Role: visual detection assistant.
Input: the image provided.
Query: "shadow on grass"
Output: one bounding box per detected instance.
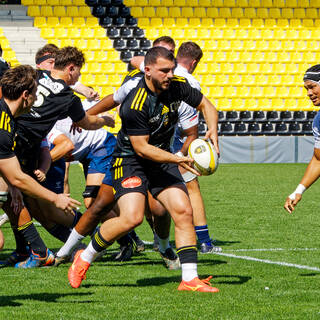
[211,274,251,285]
[299,273,320,277]
[0,292,94,307]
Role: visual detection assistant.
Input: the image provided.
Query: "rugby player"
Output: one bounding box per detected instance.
[68,47,220,292]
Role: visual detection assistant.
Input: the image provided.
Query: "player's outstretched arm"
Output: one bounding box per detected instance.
[50,134,74,162]
[130,135,200,176]
[75,113,115,131]
[196,96,220,156]
[284,149,320,213]
[0,156,80,214]
[86,94,118,116]
[72,82,99,101]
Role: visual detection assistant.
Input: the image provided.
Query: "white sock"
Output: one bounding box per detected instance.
[81,242,99,264]
[155,233,170,253]
[56,228,85,258]
[181,263,198,281]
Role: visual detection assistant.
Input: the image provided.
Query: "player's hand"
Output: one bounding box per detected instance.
[284,193,302,214]
[70,123,82,135]
[34,169,46,182]
[55,194,81,215]
[204,129,220,157]
[101,115,115,128]
[175,155,200,176]
[9,186,24,215]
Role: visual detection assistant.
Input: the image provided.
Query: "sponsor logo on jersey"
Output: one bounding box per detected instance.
[121,176,142,188]
[0,111,11,132]
[161,105,169,115]
[149,114,161,123]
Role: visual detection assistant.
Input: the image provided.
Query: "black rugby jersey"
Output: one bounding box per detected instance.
[122,68,143,85]
[0,99,15,159]
[114,76,203,157]
[16,70,86,141]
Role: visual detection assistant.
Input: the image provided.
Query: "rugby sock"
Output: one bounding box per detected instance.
[56,228,85,258]
[128,230,139,242]
[12,227,29,255]
[82,229,113,263]
[154,233,170,253]
[195,225,211,245]
[176,245,198,281]
[18,222,47,257]
[47,224,72,243]
[71,210,83,228]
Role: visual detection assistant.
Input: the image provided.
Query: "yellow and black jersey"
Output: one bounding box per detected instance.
[122,68,144,85]
[0,99,15,159]
[16,69,86,142]
[114,76,203,157]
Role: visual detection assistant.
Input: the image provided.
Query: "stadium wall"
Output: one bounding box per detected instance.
[219,136,313,163]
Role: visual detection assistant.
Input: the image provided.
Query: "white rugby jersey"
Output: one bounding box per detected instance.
[47,100,108,161]
[313,111,320,149]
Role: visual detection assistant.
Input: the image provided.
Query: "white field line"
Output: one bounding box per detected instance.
[228,248,320,252]
[213,252,320,272]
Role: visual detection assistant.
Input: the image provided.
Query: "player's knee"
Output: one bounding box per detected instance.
[122,213,144,230]
[174,204,193,223]
[0,230,4,251]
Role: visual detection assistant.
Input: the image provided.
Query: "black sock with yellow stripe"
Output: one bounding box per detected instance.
[176,245,198,264]
[91,229,113,252]
[18,221,47,257]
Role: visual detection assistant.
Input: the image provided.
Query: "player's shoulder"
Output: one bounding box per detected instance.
[122,68,144,84]
[122,78,149,111]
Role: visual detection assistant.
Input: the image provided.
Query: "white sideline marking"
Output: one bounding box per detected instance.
[214,252,320,272]
[229,248,320,252]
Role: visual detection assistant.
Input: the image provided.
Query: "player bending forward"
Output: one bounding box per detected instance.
[68,47,220,292]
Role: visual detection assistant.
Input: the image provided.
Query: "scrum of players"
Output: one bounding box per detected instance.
[1,35,316,292]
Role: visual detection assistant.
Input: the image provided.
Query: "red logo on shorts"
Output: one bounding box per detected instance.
[121,176,142,188]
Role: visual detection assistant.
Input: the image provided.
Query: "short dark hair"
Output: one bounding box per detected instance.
[145,47,175,66]
[153,36,176,49]
[35,43,59,64]
[303,64,320,82]
[176,42,203,61]
[0,65,37,100]
[54,46,85,70]
[0,45,3,57]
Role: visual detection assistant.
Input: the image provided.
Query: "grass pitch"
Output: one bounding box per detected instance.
[0,163,320,320]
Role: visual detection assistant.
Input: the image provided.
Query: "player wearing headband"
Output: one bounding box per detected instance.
[284,64,320,213]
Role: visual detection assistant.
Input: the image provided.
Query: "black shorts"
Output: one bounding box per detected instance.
[111,156,184,201]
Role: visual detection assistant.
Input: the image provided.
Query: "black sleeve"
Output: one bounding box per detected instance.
[68,95,86,123]
[0,130,15,159]
[120,95,150,136]
[175,80,203,108]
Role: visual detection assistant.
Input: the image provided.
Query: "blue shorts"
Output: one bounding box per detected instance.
[171,127,184,154]
[43,157,66,194]
[82,132,116,187]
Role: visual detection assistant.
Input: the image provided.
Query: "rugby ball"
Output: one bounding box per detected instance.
[188,138,219,176]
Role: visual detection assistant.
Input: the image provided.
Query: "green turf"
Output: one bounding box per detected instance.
[0,163,320,320]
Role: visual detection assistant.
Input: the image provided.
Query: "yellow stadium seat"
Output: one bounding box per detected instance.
[275,87,289,98]
[211,0,223,6]
[66,6,79,17]
[203,40,217,50]
[205,62,220,73]
[264,51,276,62]
[302,19,314,27]
[247,29,260,40]
[217,40,231,50]
[22,0,34,5]
[40,6,53,16]
[299,29,310,40]
[277,52,290,62]
[66,27,80,38]
[181,7,194,17]
[249,87,262,97]
[265,19,276,28]
[261,0,272,5]
[74,39,87,50]
[242,40,256,50]
[269,75,280,85]
[135,0,148,5]
[186,0,198,5]
[60,39,73,47]
[210,29,223,39]
[72,17,85,26]
[305,8,317,19]
[47,0,59,5]
[221,63,234,74]
[198,28,211,39]
[262,87,275,97]
[231,8,243,18]
[86,39,100,50]
[281,40,294,51]
[277,18,289,27]
[108,74,123,86]
[226,50,240,61]
[93,51,107,63]
[47,16,59,27]
[227,18,240,27]
[216,98,230,110]
[40,27,54,39]
[268,40,281,51]
[293,40,306,51]
[289,87,303,98]
[284,99,298,109]
[87,62,102,74]
[234,29,247,39]
[114,62,128,74]
[251,51,264,62]
[290,52,302,63]
[83,50,94,62]
[239,18,251,27]
[270,98,283,110]
[294,8,305,19]
[256,8,268,19]
[248,0,261,6]
[150,17,162,26]
[251,18,263,27]
[237,0,248,5]
[260,29,273,39]
[310,0,320,6]
[162,0,174,5]
[138,18,150,27]
[231,98,245,110]
[107,50,119,62]
[78,6,91,16]
[95,74,108,86]
[224,0,236,6]
[33,0,46,4]
[194,7,206,17]
[131,7,143,17]
[168,7,181,17]
[234,62,247,73]
[72,0,85,5]
[93,28,107,39]
[297,99,311,110]
[53,6,66,16]
[219,8,232,18]
[213,18,226,27]
[289,19,302,28]
[238,52,251,63]
[269,8,281,19]
[286,0,297,6]
[202,74,215,86]
[273,0,285,6]
[188,17,200,26]
[273,29,285,39]
[176,18,188,27]
[272,63,286,74]
[86,17,99,27]
[172,28,184,39]
[34,17,47,27]
[247,63,259,74]
[282,8,294,19]
[196,63,208,74]
[223,87,236,97]
[157,7,169,17]
[54,27,67,38]
[244,8,256,18]
[281,75,293,85]
[80,27,94,39]
[285,64,298,74]
[237,87,249,97]
[242,74,254,85]
[208,87,223,98]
